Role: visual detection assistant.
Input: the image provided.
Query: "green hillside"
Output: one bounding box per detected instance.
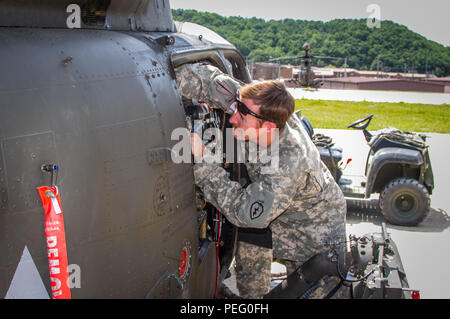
[172,9,450,77]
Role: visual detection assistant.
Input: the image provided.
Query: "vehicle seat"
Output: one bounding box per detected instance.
[297,112,343,167]
[317,145,343,168]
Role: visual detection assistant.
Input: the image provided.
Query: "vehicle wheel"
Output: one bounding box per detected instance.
[379,178,430,226]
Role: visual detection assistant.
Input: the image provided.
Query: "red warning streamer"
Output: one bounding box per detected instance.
[37,186,71,299]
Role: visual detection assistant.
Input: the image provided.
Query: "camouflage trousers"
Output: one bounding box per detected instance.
[235,241,350,299]
[235,240,273,299]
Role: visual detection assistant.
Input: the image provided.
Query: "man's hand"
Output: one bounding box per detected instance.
[190,132,205,161]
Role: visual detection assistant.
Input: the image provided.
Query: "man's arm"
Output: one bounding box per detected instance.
[193,154,304,229]
[178,63,305,228]
[175,63,244,113]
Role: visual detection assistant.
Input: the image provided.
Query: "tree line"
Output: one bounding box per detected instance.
[172,9,450,77]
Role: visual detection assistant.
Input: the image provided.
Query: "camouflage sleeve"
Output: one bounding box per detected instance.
[193,155,303,229]
[174,63,244,114]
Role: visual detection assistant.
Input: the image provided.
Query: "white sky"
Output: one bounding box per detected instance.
[170,0,450,47]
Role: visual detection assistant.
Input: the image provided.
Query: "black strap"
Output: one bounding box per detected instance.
[237,227,272,249]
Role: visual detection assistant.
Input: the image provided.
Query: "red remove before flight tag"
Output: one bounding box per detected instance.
[37,186,71,299]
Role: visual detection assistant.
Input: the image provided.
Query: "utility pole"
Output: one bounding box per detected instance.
[278,60,281,80]
[344,57,347,78]
[376,55,380,78]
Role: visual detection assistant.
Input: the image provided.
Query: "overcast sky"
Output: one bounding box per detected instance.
[170,0,450,47]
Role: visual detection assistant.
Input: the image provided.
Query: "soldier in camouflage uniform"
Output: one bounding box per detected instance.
[175,63,347,299]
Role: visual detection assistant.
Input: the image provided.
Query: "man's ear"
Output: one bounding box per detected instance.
[262,121,277,130]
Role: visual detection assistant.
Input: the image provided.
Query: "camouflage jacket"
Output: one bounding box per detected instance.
[175,63,243,113]
[175,63,346,261]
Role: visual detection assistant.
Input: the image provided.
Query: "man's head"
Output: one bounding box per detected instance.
[229,81,295,143]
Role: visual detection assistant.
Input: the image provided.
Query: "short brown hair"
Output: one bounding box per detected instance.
[239,81,294,129]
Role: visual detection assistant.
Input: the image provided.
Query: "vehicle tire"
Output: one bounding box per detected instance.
[379,178,430,226]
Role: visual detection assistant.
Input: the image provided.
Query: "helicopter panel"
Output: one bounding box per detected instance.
[0,25,206,298]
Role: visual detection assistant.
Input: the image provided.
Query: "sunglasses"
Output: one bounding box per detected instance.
[234,98,273,123]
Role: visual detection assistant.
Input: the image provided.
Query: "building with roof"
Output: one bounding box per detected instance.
[251,63,449,93]
[425,77,450,93]
[320,77,449,93]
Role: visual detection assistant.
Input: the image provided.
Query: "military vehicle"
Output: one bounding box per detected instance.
[0,0,251,299]
[279,43,348,89]
[274,43,322,88]
[297,43,316,88]
[345,114,433,226]
[299,113,434,226]
[1,0,415,299]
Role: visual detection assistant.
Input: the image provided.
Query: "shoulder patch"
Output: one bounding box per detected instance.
[239,183,275,229]
[250,201,264,220]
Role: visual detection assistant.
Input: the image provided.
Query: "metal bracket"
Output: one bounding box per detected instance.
[41,164,59,187]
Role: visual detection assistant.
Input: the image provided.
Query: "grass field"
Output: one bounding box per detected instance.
[295,99,450,133]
